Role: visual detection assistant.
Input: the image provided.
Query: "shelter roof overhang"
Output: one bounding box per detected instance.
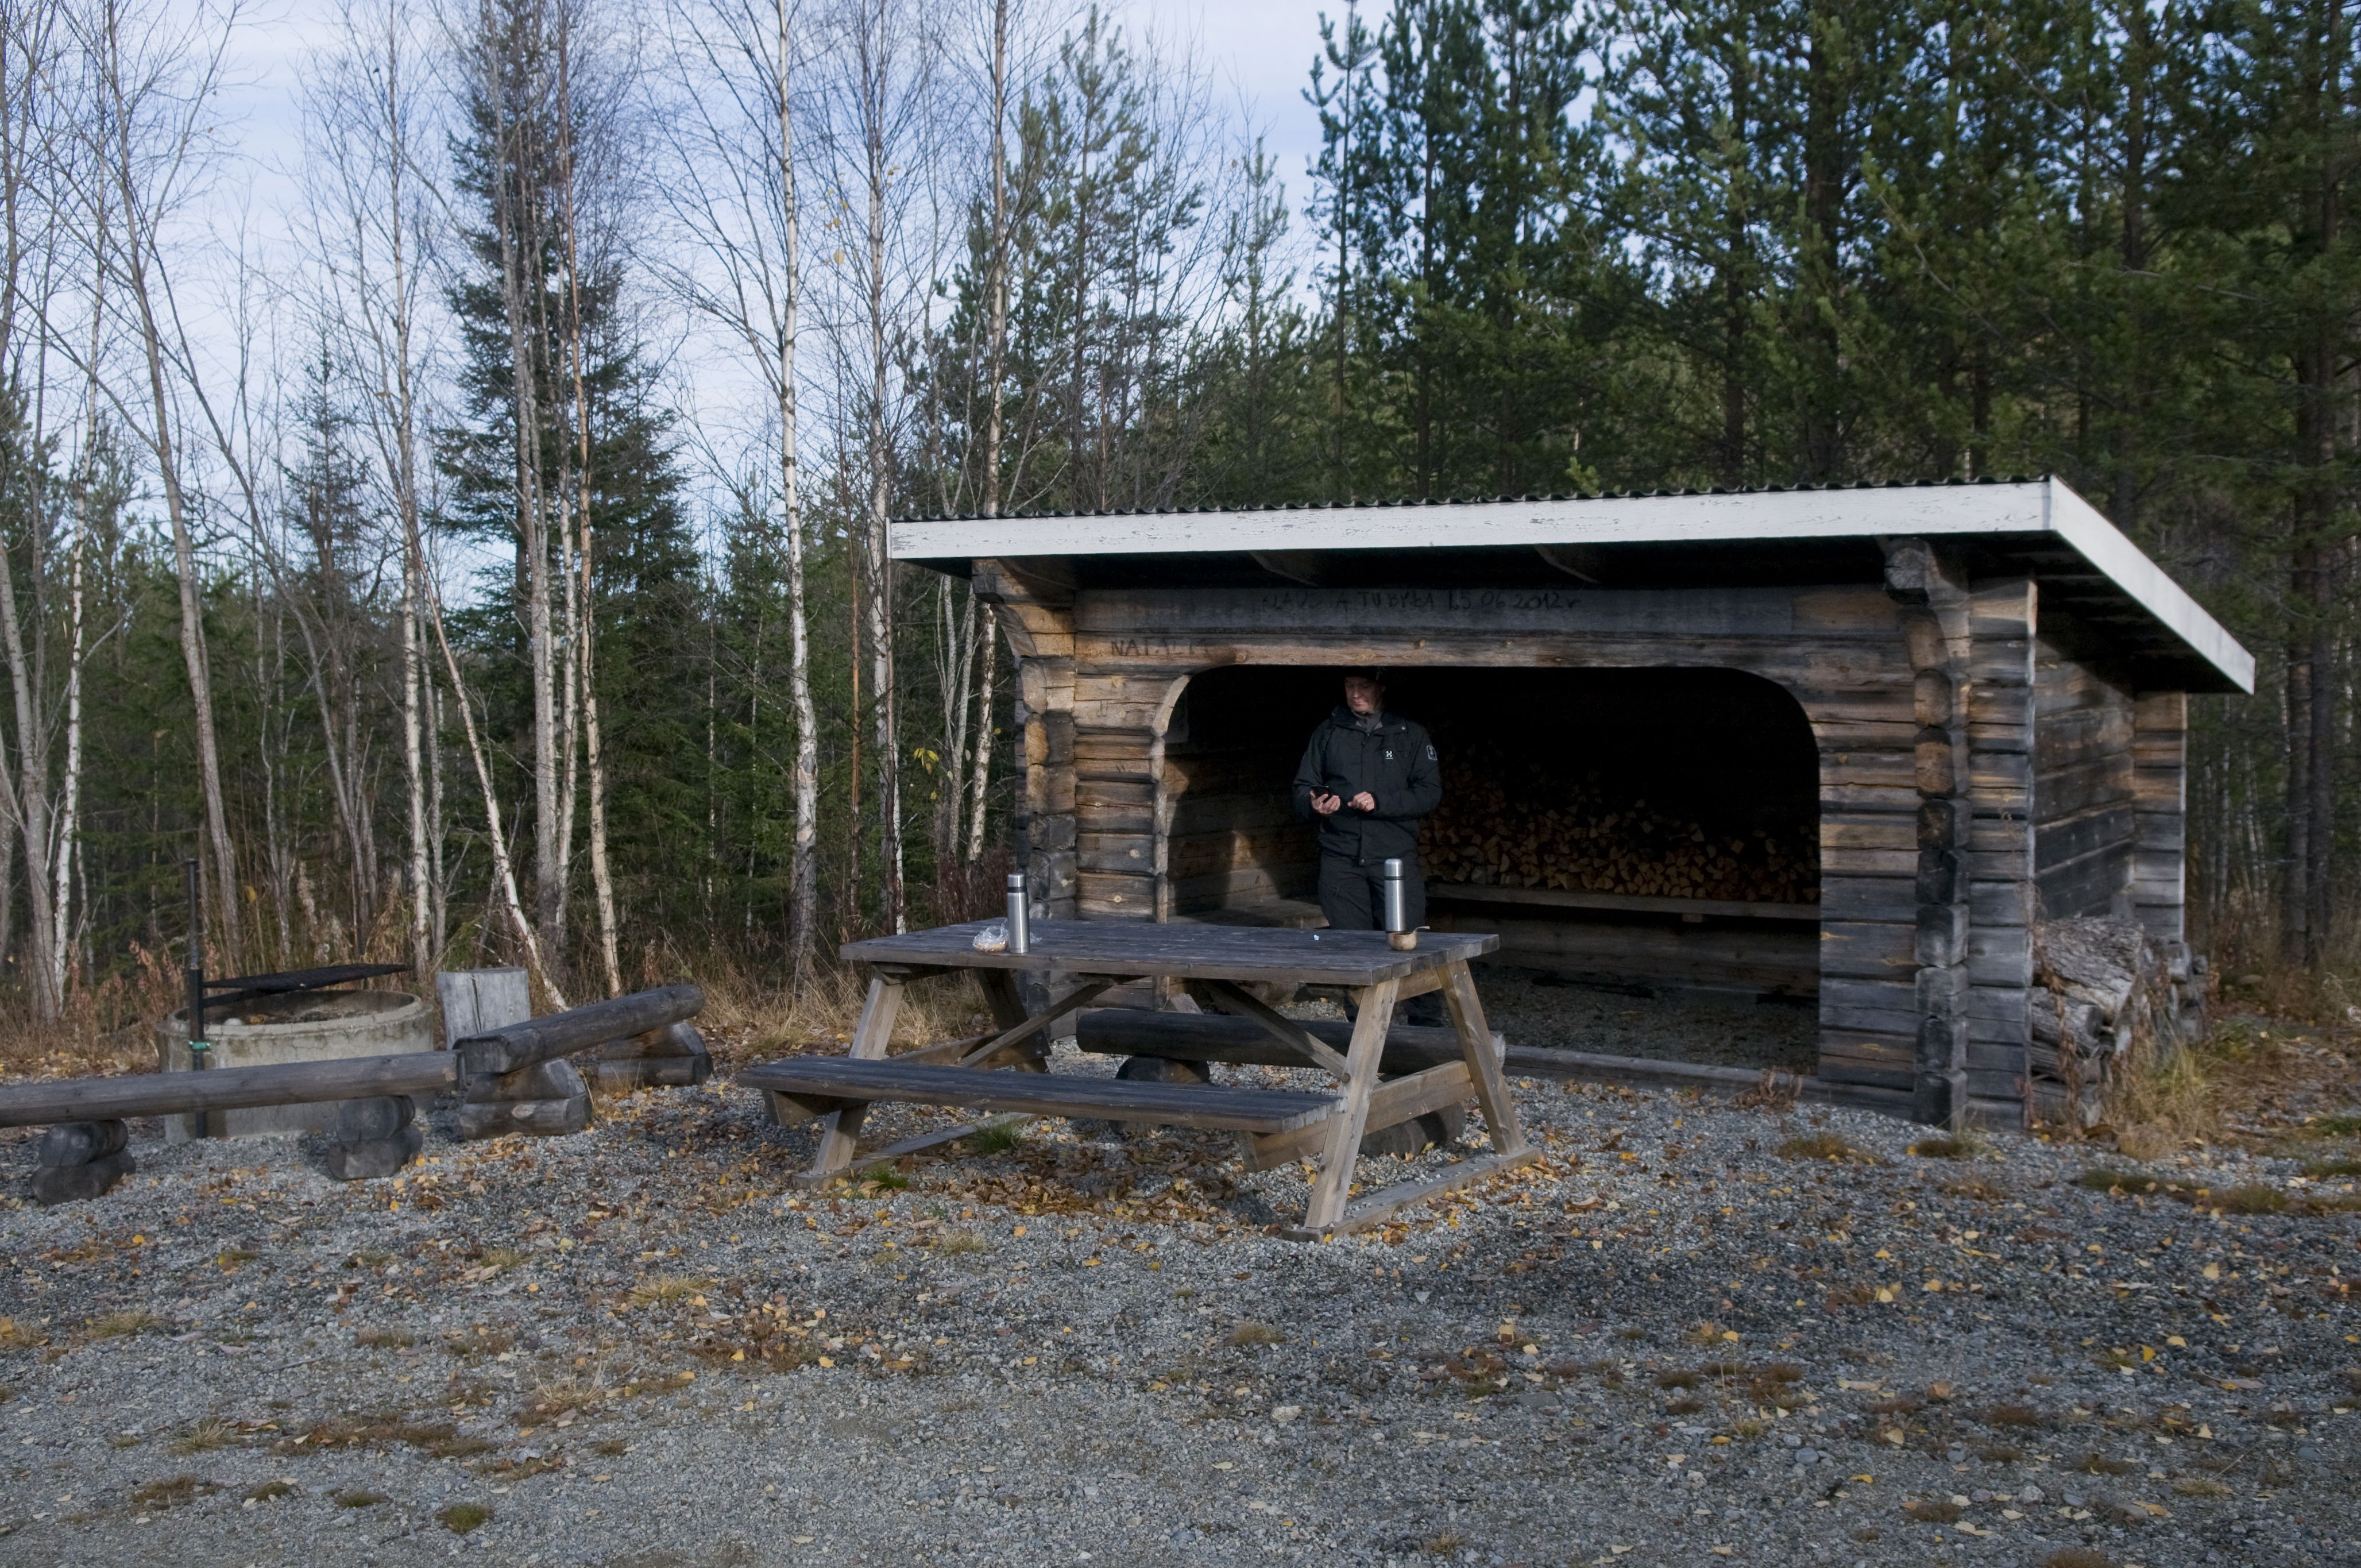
[890,477,2254,694]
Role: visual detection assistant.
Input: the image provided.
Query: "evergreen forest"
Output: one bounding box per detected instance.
[0,0,2355,1042]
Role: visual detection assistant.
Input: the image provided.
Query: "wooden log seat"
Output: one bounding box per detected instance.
[1073,1007,1498,1075]
[738,1056,1338,1137]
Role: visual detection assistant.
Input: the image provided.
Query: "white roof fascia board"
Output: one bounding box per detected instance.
[894,479,2253,693]
[2037,481,2254,693]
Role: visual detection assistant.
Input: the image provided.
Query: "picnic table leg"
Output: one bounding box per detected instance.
[1299,976,1400,1234]
[1442,957,1529,1157]
[975,968,1050,1071]
[801,976,903,1183]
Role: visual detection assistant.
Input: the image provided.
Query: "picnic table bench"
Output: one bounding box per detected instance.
[739,920,1538,1238]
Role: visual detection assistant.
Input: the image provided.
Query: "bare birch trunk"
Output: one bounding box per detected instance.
[555,18,623,996]
[860,22,904,933]
[95,0,241,967]
[963,0,1010,866]
[770,0,819,984]
[426,577,567,1009]
[476,3,565,971]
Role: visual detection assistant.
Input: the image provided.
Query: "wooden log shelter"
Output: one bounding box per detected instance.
[895,478,2253,1129]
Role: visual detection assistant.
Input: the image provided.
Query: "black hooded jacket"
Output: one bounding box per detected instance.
[1290,706,1442,866]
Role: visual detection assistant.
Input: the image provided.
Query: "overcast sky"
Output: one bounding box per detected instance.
[211,0,1333,240]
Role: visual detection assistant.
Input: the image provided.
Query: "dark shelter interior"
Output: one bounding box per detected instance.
[1165,666,1823,1032]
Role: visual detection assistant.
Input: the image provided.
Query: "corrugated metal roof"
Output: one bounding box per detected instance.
[890,477,2253,694]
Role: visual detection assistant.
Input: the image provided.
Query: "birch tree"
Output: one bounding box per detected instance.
[654,0,822,978]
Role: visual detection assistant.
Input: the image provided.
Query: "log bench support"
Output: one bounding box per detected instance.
[32,1121,135,1206]
[326,1095,423,1180]
[588,1021,715,1092]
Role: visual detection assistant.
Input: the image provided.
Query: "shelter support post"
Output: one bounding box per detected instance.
[1965,579,2040,1129]
[1883,538,1974,1126]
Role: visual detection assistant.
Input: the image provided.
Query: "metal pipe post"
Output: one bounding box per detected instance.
[185,857,210,1137]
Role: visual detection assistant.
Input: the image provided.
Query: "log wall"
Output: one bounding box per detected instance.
[2130,690,2188,947]
[2032,631,2139,920]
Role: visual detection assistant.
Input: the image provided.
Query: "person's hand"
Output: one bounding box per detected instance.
[1310,791,1342,816]
[1347,791,1377,813]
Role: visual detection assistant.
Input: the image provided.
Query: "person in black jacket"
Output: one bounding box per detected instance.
[1292,671,1443,935]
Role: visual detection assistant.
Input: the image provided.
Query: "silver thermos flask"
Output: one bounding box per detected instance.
[1383,858,1415,949]
[1006,872,1031,955]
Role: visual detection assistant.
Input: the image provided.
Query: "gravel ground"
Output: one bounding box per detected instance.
[0,1004,2355,1568]
[1476,969,1819,1073]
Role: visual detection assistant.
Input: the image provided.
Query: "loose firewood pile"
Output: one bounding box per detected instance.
[2028,916,2205,1127]
[1417,737,1819,904]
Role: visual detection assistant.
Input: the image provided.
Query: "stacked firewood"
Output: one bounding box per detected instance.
[2028,916,2204,1128]
[1416,740,1818,905]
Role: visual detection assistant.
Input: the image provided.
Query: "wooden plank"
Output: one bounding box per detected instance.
[1074,1008,1496,1075]
[1818,921,1916,980]
[1970,879,2033,928]
[806,978,905,1179]
[1169,863,1319,910]
[957,978,1131,1066]
[1078,833,1158,874]
[1282,1146,1545,1240]
[1077,872,1159,918]
[1302,979,1399,1231]
[1966,925,2033,988]
[455,986,707,1077]
[437,967,532,1046]
[1444,957,1531,1158]
[1821,876,1919,922]
[1427,883,1820,922]
[859,1113,1033,1163]
[1450,914,1818,991]
[841,920,1496,987]
[1246,1063,1475,1169]
[2034,758,2135,822]
[2037,804,2136,871]
[0,1051,459,1129]
[1196,979,1352,1077]
[740,1057,1339,1133]
[1820,844,1918,877]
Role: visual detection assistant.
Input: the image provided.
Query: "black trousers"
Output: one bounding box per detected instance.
[1317,853,1446,1025]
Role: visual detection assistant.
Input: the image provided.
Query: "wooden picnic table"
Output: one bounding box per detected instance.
[739,920,1538,1239]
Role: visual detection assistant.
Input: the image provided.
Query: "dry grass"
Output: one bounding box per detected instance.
[1907,1134,1978,1158]
[169,1416,238,1454]
[1226,1321,1285,1347]
[130,1476,215,1512]
[695,961,998,1066]
[439,1502,493,1535]
[0,1316,47,1351]
[965,1121,1027,1154]
[333,1489,388,1509]
[2041,1550,2116,1568]
[928,1229,990,1256]
[625,1275,712,1307]
[88,1309,156,1339]
[1979,1402,2047,1430]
